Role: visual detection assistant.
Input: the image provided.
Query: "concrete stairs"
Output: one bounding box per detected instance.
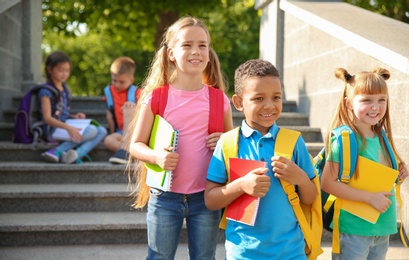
[0,95,337,259]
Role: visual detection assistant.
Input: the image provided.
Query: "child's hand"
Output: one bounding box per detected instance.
[156,146,179,171]
[368,192,393,213]
[240,167,270,197]
[73,112,86,119]
[67,126,83,142]
[206,132,222,150]
[122,102,137,121]
[271,155,308,185]
[398,162,408,183]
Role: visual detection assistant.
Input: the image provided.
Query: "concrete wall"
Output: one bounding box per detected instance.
[257,0,409,239]
[0,0,42,122]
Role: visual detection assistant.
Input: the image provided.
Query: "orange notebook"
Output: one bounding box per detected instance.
[226,158,267,226]
[340,156,398,224]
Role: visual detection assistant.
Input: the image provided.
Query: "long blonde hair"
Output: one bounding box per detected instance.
[125,16,227,208]
[325,67,402,167]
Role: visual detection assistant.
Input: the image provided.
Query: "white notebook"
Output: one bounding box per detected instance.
[51,119,92,141]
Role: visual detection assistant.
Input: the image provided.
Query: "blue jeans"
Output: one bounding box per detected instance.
[332,233,389,260]
[146,189,221,260]
[56,125,107,159]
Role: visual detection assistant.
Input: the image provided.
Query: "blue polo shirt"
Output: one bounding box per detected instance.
[207,121,315,260]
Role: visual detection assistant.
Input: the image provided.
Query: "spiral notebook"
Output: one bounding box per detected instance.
[226,158,266,226]
[145,115,179,191]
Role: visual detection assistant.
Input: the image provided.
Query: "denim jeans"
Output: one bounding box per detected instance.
[333,233,389,260]
[146,189,221,260]
[56,125,107,159]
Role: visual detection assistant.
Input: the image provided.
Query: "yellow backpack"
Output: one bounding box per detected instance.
[219,127,323,260]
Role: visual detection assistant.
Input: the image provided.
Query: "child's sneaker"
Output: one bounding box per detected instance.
[108,149,129,164]
[61,149,78,164]
[42,148,61,163]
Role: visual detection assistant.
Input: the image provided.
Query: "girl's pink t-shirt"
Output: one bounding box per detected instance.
[147,84,230,194]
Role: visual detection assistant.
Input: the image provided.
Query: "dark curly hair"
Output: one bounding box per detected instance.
[234,59,280,96]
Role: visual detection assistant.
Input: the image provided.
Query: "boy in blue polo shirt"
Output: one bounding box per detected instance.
[205,59,317,259]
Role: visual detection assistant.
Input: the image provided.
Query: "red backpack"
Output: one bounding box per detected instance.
[151,84,225,133]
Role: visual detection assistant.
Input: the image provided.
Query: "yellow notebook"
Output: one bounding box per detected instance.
[145,115,179,191]
[340,156,398,224]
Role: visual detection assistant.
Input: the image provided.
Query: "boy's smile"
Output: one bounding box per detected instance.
[233,76,282,136]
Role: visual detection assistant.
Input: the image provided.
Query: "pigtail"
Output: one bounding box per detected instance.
[203,48,228,92]
[334,68,354,83]
[372,67,390,80]
[325,68,358,156]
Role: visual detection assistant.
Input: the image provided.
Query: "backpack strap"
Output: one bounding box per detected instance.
[104,84,138,111]
[331,125,358,183]
[151,85,225,133]
[381,130,398,170]
[104,85,114,110]
[127,84,137,103]
[62,83,71,107]
[208,87,225,133]
[151,84,169,117]
[38,83,64,120]
[275,128,323,260]
[219,127,241,230]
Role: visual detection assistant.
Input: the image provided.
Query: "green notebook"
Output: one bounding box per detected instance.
[145,115,179,191]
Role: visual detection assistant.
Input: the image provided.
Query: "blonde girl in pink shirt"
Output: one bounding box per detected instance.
[127,16,233,259]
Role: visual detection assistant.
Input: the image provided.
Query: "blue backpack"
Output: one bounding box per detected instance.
[12,83,71,146]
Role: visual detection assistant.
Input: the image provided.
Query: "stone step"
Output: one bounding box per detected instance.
[0,211,225,247]
[0,183,136,213]
[11,96,107,111]
[0,243,229,260]
[3,108,108,126]
[0,211,147,247]
[0,162,128,184]
[0,234,406,259]
[0,142,112,162]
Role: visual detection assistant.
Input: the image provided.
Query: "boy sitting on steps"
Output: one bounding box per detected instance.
[103,56,139,164]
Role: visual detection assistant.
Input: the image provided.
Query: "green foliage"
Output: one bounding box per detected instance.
[344,0,409,24]
[42,0,260,96]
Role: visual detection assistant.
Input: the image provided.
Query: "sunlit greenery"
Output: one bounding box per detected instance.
[344,0,409,24]
[42,0,260,96]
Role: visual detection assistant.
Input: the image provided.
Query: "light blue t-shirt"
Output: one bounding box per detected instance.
[207,121,315,260]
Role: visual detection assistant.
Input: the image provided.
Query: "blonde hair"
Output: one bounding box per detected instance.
[325,67,402,167]
[110,56,135,76]
[125,16,227,208]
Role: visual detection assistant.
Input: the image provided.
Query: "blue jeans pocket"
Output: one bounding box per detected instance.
[149,188,163,196]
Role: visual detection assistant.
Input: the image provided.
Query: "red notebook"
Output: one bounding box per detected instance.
[226,158,267,226]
